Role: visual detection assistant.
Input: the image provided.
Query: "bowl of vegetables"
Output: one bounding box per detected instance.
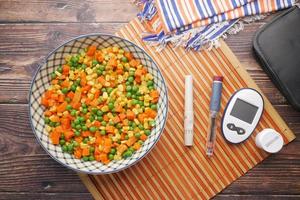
[29,34,168,174]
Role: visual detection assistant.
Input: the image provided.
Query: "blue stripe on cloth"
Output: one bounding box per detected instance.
[231,0,238,8]
[209,20,237,40]
[276,0,282,9]
[159,0,175,31]
[194,0,206,19]
[207,0,216,16]
[243,3,249,15]
[170,0,185,28]
[254,1,260,15]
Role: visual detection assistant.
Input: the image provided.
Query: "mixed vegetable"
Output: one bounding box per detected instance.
[41,45,159,164]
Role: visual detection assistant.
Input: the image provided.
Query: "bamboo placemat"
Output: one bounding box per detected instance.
[79,18,296,200]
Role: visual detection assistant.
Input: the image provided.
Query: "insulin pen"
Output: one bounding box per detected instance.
[184,75,194,146]
[206,76,223,156]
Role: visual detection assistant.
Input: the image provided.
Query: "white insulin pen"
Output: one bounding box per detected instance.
[184,75,194,146]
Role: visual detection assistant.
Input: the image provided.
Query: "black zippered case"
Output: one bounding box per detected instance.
[253,6,300,110]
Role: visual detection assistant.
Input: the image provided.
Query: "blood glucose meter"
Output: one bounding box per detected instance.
[221,88,264,143]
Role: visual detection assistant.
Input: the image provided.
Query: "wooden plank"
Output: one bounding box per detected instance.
[0,192,92,200]
[0,0,137,23]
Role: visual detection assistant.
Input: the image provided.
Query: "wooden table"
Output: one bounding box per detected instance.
[0,1,299,199]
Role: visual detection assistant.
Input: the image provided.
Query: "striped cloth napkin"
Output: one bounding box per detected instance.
[136,0,296,51]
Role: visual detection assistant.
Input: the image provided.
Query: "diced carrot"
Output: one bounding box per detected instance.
[94,90,100,99]
[82,131,91,137]
[58,94,65,103]
[150,90,159,103]
[95,155,101,161]
[80,76,87,86]
[138,113,146,123]
[97,53,104,62]
[64,130,74,141]
[127,111,135,121]
[71,102,81,110]
[87,45,97,56]
[85,98,91,105]
[51,93,59,100]
[93,121,100,127]
[117,144,128,154]
[145,109,157,119]
[89,99,99,107]
[82,85,91,93]
[129,59,140,67]
[45,90,53,98]
[135,76,141,84]
[75,136,83,143]
[124,52,134,61]
[115,105,123,113]
[108,58,117,68]
[67,91,74,99]
[41,97,49,107]
[113,116,120,124]
[141,67,148,74]
[51,79,58,85]
[82,147,90,156]
[116,69,123,75]
[133,142,141,150]
[119,113,126,121]
[120,132,126,140]
[95,136,102,145]
[57,101,67,113]
[106,126,114,134]
[103,115,109,122]
[103,138,112,153]
[62,65,70,75]
[44,110,52,117]
[126,136,137,147]
[61,117,70,130]
[135,69,143,77]
[48,99,56,107]
[72,89,81,104]
[74,148,82,159]
[50,131,61,145]
[99,153,108,164]
[61,80,69,88]
[140,134,148,141]
[97,76,106,85]
[50,115,60,123]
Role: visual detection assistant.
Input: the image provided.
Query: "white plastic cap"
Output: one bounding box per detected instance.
[255,128,284,153]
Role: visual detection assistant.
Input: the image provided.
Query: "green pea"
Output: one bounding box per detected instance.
[57,66,63,73]
[55,122,60,127]
[129,71,135,76]
[96,110,103,116]
[101,121,107,126]
[65,97,71,103]
[96,69,103,75]
[89,126,97,133]
[148,86,154,90]
[132,85,139,93]
[128,76,134,83]
[82,108,88,114]
[116,123,122,129]
[71,122,76,128]
[132,123,137,128]
[89,147,95,153]
[82,125,88,131]
[144,130,151,136]
[88,155,95,161]
[73,141,79,147]
[126,85,132,92]
[99,65,105,71]
[75,79,81,86]
[82,156,89,162]
[75,130,81,137]
[71,84,77,92]
[135,133,141,139]
[49,121,56,127]
[129,127,134,131]
[150,104,157,110]
[128,147,135,152]
[108,154,114,160]
[138,125,144,131]
[125,135,129,140]
[125,81,130,86]
[90,115,95,122]
[147,80,154,87]
[131,94,137,99]
[138,140,144,145]
[75,124,81,130]
[81,64,87,69]
[109,121,114,126]
[67,144,74,152]
[83,138,89,144]
[122,150,132,158]
[44,117,50,124]
[136,92,142,96]
[121,56,128,63]
[78,116,85,122]
[107,87,113,94]
[98,97,104,103]
[101,88,106,93]
[65,104,72,111]
[51,72,56,79]
[61,88,69,94]
[132,99,138,105]
[62,145,68,152]
[149,120,156,127]
[110,148,116,155]
[126,92,132,98]
[71,110,77,116]
[92,59,99,66]
[59,139,65,145]
[82,103,87,108]
[74,118,80,125]
[100,130,106,135]
[108,102,114,110]
[97,116,103,121]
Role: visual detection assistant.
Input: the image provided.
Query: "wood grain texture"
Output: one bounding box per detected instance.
[0,0,299,199]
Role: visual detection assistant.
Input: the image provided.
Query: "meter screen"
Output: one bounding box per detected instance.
[230,98,259,124]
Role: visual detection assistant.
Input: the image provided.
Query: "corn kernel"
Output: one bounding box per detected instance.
[101,105,109,112]
[45,125,52,132]
[102,92,108,100]
[86,67,93,75]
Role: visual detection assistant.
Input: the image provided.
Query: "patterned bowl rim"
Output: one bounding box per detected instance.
[28,33,169,174]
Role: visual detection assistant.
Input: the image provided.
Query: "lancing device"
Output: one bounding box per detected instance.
[184,75,194,146]
[206,76,223,156]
